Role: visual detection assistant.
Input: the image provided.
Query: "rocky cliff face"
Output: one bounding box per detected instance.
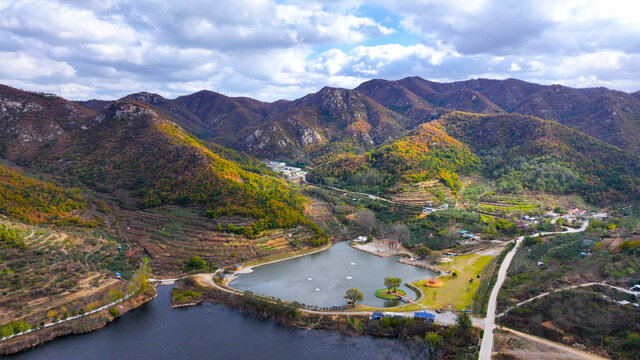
[0,86,94,162]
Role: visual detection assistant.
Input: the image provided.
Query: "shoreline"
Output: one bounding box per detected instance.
[206,241,452,316]
[350,240,443,275]
[224,242,332,285]
[0,287,157,356]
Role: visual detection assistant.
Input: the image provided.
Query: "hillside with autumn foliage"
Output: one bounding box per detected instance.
[0,163,100,226]
[307,123,478,194]
[32,100,315,236]
[434,112,640,203]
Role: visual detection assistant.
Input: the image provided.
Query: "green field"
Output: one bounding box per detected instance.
[411,254,494,311]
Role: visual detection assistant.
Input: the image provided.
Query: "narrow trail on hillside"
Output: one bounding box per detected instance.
[478,220,589,360]
[302,176,418,207]
[497,282,637,318]
[498,327,609,360]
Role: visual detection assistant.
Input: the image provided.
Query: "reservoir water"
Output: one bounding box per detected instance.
[8,286,423,360]
[231,242,437,307]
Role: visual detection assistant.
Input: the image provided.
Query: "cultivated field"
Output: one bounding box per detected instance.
[0,220,126,326]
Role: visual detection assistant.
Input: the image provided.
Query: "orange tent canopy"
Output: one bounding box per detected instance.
[425,278,444,287]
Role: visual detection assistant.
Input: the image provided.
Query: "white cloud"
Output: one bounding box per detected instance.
[0,0,638,101]
[0,52,75,79]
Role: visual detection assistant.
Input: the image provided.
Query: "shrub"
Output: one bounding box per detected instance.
[425,331,444,349]
[109,308,120,317]
[185,255,207,271]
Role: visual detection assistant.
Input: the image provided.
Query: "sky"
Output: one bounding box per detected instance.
[0,0,639,101]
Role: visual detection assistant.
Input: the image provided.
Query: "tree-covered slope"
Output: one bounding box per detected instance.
[0,85,316,236]
[308,123,478,194]
[434,112,640,202]
[0,163,93,225]
[356,77,640,152]
[43,100,313,234]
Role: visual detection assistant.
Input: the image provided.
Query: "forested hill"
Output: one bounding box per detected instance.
[4,77,640,211]
[307,111,640,204]
[72,78,640,162]
[0,85,315,236]
[356,77,640,153]
[433,112,640,203]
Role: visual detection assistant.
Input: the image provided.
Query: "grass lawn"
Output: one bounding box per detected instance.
[411,254,494,311]
[375,288,406,300]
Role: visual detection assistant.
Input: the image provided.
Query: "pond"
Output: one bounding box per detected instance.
[231,242,437,308]
[8,286,425,360]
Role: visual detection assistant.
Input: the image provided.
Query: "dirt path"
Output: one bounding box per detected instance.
[478,220,589,360]
[497,282,638,317]
[0,287,140,343]
[303,177,418,207]
[497,327,608,360]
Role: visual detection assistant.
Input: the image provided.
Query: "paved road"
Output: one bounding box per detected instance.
[194,272,467,325]
[478,221,589,360]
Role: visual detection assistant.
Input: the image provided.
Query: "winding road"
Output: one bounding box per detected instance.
[497,281,638,318]
[478,220,589,360]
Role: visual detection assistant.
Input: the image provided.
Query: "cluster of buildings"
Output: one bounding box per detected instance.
[263,160,308,182]
[422,201,449,214]
[457,230,481,245]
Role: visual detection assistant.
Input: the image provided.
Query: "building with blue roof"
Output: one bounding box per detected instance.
[413,311,435,322]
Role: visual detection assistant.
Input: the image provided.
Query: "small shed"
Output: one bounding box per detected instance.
[537,261,544,267]
[115,272,121,278]
[414,311,435,322]
[372,311,384,320]
[354,236,368,243]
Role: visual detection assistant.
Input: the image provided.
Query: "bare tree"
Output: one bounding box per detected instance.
[354,208,377,234]
[443,224,458,247]
[385,223,410,243]
[427,251,443,264]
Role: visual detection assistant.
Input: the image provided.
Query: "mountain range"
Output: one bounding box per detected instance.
[70,77,640,163]
[1,77,640,236]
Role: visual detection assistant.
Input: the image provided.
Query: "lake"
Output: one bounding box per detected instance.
[7,286,425,360]
[231,241,437,307]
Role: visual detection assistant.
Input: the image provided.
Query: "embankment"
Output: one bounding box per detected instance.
[0,288,156,356]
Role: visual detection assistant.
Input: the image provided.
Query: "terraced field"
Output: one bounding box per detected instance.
[388,180,456,206]
[464,185,595,215]
[111,206,317,275]
[0,220,125,326]
[471,195,540,217]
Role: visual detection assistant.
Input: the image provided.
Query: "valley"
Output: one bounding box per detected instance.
[1,78,639,360]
